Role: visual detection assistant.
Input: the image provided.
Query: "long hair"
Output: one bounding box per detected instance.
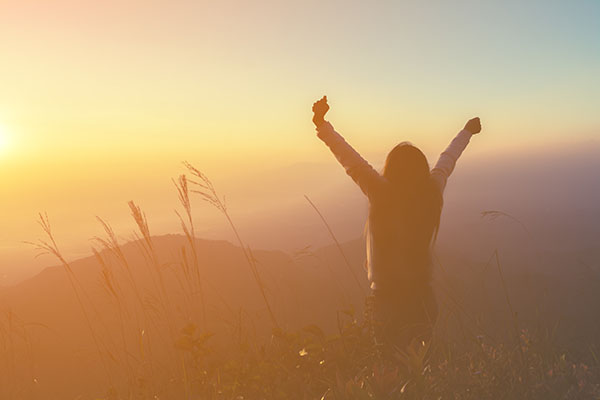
[368,142,442,288]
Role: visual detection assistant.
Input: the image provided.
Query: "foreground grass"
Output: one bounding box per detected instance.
[117,307,597,400]
[7,164,597,399]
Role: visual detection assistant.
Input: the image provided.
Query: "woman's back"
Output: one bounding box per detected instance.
[368,187,434,287]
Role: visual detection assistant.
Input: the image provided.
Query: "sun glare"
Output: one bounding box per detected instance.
[0,123,9,153]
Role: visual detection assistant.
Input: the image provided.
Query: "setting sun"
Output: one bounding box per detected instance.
[0,123,8,153]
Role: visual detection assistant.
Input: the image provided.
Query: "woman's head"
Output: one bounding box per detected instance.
[382,142,430,185]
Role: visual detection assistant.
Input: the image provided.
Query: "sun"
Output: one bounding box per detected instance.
[0,123,9,153]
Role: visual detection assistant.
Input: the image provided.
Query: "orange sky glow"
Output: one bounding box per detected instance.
[1,0,598,283]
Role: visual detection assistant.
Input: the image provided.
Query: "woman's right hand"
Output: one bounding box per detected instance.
[312,96,330,127]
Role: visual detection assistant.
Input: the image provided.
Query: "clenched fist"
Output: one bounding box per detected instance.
[312,96,330,127]
[464,117,482,134]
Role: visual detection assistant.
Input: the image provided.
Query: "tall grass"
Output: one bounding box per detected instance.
[173,174,207,326]
[305,194,366,297]
[4,167,596,399]
[27,214,114,385]
[184,161,280,329]
[15,165,285,398]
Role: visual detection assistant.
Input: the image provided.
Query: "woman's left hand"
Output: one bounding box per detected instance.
[464,117,481,134]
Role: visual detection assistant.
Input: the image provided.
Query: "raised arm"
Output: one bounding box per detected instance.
[430,117,481,193]
[312,96,384,198]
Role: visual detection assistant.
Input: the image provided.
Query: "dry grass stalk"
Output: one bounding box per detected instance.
[304,194,366,297]
[174,174,207,326]
[26,213,113,385]
[184,162,280,330]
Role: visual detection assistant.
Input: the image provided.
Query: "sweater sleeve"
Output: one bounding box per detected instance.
[430,130,473,193]
[316,121,385,198]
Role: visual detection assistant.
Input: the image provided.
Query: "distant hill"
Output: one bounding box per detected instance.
[1,231,599,397]
[0,234,369,397]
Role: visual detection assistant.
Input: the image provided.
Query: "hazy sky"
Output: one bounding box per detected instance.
[1,0,599,282]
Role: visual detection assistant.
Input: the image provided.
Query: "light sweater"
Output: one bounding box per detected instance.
[316,121,472,289]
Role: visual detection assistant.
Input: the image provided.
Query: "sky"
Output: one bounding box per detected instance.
[0,0,599,283]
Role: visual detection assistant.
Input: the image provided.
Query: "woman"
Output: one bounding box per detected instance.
[311,96,481,352]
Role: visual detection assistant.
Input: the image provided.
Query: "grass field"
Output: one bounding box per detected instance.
[1,164,598,399]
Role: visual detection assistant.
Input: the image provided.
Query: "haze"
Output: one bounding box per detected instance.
[1,0,599,285]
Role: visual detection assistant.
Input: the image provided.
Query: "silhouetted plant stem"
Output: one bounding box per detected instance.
[27,213,113,385]
[222,208,280,330]
[494,249,524,363]
[184,162,280,330]
[174,174,207,327]
[433,251,499,345]
[93,218,159,389]
[482,210,542,267]
[304,195,366,296]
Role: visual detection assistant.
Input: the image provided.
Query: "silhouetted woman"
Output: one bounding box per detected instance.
[311,96,481,352]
